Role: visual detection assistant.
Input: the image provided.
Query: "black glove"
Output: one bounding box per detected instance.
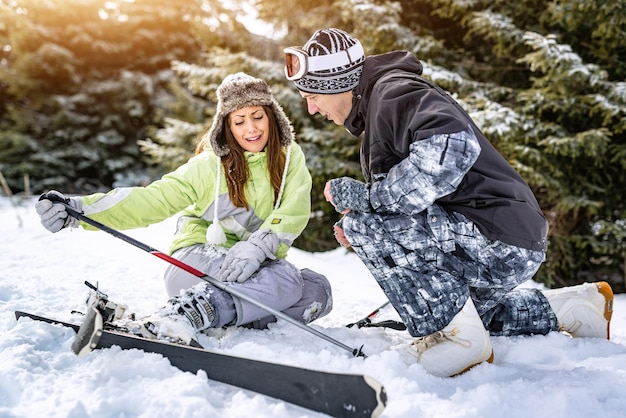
[35,190,82,233]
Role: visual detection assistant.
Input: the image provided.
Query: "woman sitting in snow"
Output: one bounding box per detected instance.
[35,72,332,343]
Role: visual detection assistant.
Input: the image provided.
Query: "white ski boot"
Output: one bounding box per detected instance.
[543,281,613,339]
[127,287,216,345]
[409,298,493,377]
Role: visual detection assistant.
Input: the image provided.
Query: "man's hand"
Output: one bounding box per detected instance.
[324,177,371,214]
[333,222,351,248]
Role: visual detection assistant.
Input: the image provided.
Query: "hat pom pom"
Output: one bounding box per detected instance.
[206,221,227,245]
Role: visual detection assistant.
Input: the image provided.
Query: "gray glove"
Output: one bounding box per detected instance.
[328,177,371,213]
[35,190,82,233]
[219,229,279,283]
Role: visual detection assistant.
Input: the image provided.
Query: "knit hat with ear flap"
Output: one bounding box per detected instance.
[203,72,295,156]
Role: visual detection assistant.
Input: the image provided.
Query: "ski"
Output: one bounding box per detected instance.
[15,310,387,418]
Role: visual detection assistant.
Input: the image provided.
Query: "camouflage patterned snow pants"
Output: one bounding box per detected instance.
[341,204,558,337]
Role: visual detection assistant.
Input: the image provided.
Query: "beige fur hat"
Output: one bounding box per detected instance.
[205,73,295,156]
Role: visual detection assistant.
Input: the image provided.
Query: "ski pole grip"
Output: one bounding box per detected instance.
[38,192,83,218]
[39,191,70,205]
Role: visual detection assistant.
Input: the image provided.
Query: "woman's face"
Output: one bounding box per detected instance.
[228,106,270,153]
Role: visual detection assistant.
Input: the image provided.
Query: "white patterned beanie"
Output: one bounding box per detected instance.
[294,28,365,94]
[205,72,294,156]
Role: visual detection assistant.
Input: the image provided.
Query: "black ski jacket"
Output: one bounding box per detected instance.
[344,51,548,252]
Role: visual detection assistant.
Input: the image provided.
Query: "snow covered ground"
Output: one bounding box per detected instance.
[1,196,625,418]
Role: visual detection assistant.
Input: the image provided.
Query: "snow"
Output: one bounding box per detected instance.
[1,196,625,418]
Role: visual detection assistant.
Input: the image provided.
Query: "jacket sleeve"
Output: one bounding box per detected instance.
[369,127,481,215]
[259,143,312,258]
[79,154,211,230]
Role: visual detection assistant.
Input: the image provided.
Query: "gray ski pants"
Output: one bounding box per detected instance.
[341,204,558,337]
[162,244,333,329]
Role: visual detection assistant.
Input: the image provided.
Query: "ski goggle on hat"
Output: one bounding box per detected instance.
[283,41,364,81]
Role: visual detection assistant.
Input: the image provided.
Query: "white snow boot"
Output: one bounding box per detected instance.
[127,286,217,345]
[409,298,493,377]
[543,281,613,339]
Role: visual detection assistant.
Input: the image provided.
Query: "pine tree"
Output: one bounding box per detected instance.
[4,0,620,289]
[0,0,203,193]
[254,0,626,289]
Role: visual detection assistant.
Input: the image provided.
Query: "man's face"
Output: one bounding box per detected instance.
[299,91,353,126]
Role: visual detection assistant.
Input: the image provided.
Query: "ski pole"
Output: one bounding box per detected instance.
[346,301,406,331]
[346,301,390,328]
[56,200,366,358]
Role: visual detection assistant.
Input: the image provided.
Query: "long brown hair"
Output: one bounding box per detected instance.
[198,105,287,209]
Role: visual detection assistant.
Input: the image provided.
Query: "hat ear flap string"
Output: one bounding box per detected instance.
[206,157,227,245]
[274,145,292,211]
